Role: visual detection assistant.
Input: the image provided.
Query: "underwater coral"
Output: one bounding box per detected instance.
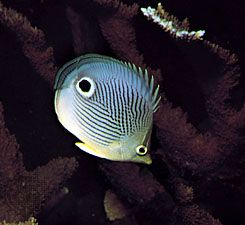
[0,0,244,225]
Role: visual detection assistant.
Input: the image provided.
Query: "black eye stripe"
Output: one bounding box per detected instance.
[138,147,146,153]
[136,145,147,156]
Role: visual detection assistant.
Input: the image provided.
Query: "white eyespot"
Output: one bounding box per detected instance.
[136,145,148,156]
[76,77,95,98]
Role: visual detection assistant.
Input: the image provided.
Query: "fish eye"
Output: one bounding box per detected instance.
[76,77,95,98]
[136,145,148,156]
[79,79,91,92]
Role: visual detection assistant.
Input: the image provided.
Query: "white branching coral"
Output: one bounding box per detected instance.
[0,217,38,225]
[141,2,205,40]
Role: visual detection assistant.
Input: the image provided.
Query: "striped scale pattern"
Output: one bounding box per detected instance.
[72,74,153,147]
[55,54,161,151]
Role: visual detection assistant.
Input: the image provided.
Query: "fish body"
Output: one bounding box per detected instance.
[54,54,160,164]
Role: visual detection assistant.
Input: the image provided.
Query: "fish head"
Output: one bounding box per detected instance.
[108,128,153,165]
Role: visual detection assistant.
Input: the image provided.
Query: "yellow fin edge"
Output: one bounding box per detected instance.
[75,142,104,158]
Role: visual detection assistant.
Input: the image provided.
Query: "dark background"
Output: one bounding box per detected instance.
[0,0,244,224]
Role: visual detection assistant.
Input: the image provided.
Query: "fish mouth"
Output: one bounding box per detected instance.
[134,154,152,165]
[143,154,152,165]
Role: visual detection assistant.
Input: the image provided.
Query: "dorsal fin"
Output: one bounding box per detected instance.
[121,60,161,112]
